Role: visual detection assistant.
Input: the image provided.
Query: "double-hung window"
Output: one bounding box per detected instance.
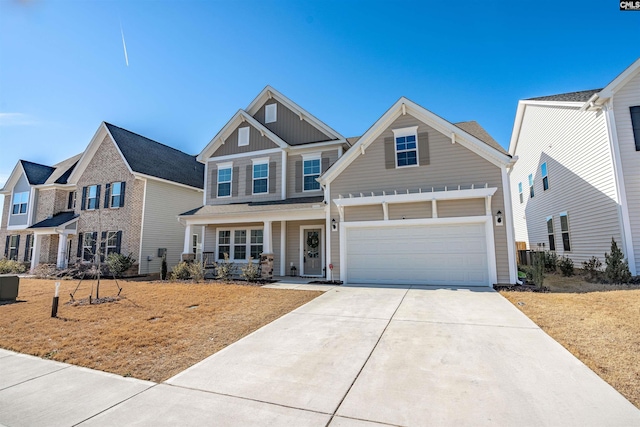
[110,182,123,207]
[518,182,523,204]
[252,161,268,194]
[8,235,19,260]
[217,166,232,198]
[394,129,418,167]
[83,233,95,261]
[217,228,263,261]
[528,174,534,198]
[303,156,321,191]
[234,230,247,260]
[218,230,231,259]
[541,163,549,191]
[68,191,76,210]
[546,216,555,251]
[250,230,263,259]
[106,231,119,255]
[560,212,571,251]
[12,192,28,215]
[87,185,98,210]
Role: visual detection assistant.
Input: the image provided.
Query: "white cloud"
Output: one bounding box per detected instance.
[0,113,37,126]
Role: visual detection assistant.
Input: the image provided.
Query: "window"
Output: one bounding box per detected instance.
[24,234,33,262]
[541,163,549,191]
[217,228,263,261]
[12,192,28,215]
[395,134,418,167]
[631,106,640,151]
[8,235,19,260]
[253,162,268,194]
[238,126,250,147]
[265,103,277,123]
[303,158,321,191]
[560,212,571,251]
[192,234,198,254]
[67,191,76,210]
[518,182,523,204]
[110,182,122,207]
[106,231,119,255]
[87,185,98,210]
[546,217,556,251]
[250,230,263,259]
[528,174,534,198]
[83,233,95,261]
[234,230,247,260]
[218,167,232,197]
[218,230,231,259]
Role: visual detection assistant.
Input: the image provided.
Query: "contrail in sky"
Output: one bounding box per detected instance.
[120,23,129,67]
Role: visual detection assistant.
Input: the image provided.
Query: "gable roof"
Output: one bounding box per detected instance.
[105,123,204,189]
[29,211,78,229]
[20,160,55,185]
[1,154,81,194]
[319,97,513,185]
[453,121,507,155]
[197,110,289,162]
[527,89,602,103]
[246,86,345,142]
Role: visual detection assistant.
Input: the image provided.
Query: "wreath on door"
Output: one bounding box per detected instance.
[307,233,320,249]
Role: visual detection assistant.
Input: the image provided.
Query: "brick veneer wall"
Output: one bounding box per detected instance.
[70,135,144,267]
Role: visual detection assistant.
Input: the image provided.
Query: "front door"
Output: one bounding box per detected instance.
[302,228,322,276]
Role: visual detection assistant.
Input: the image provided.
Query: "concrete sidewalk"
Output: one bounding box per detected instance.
[1,285,639,426]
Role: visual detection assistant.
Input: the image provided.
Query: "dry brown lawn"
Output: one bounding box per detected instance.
[500,273,640,408]
[0,278,322,382]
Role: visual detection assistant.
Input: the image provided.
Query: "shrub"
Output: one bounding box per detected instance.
[0,259,27,274]
[582,257,602,282]
[542,251,558,273]
[240,257,261,282]
[214,253,236,281]
[161,256,168,280]
[558,256,574,277]
[171,261,204,282]
[531,252,545,287]
[33,263,58,279]
[604,238,631,284]
[105,253,136,278]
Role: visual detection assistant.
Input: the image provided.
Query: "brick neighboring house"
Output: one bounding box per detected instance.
[0,122,204,275]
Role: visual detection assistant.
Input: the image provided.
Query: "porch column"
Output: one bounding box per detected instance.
[280,221,286,276]
[56,234,68,269]
[263,221,273,254]
[183,224,192,254]
[30,233,43,273]
[261,221,274,279]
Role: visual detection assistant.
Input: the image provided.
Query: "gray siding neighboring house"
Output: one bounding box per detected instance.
[509,58,640,274]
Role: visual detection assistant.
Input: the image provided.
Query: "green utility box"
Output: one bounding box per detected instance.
[0,275,20,301]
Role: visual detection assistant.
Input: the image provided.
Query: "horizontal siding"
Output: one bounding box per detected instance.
[211,122,279,157]
[509,103,621,266]
[345,205,384,222]
[140,180,203,274]
[287,149,338,199]
[389,202,432,220]
[329,114,509,283]
[438,199,485,218]
[614,71,640,269]
[253,99,333,145]
[286,220,324,275]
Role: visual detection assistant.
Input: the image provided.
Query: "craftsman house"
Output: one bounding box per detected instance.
[1,122,204,275]
[180,87,518,286]
[509,58,640,274]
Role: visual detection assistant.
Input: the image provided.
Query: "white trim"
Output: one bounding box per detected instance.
[138,178,148,275]
[203,162,208,206]
[205,148,282,163]
[302,155,322,192]
[251,161,269,195]
[392,126,420,169]
[603,102,636,275]
[339,216,497,286]
[280,221,286,276]
[238,126,250,147]
[251,157,270,165]
[215,226,264,262]
[281,150,287,200]
[300,225,325,277]
[325,182,332,280]
[288,140,347,151]
[132,172,203,192]
[216,164,233,199]
[7,225,29,231]
[596,58,640,100]
[334,186,497,208]
[501,166,518,284]
[183,207,326,226]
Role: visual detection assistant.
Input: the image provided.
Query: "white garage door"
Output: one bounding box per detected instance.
[345,223,490,286]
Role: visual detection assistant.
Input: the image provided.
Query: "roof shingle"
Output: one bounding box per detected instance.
[527,89,602,102]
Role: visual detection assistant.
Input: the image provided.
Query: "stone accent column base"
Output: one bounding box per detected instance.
[260,253,274,279]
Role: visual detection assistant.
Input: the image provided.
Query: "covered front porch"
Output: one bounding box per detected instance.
[180,197,329,279]
[28,212,78,272]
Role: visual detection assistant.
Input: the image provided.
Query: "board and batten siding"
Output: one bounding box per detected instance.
[211,122,279,157]
[613,71,640,270]
[329,114,509,283]
[139,179,203,274]
[253,99,334,145]
[509,103,622,266]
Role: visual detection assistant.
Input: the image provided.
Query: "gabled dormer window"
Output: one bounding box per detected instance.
[265,103,277,123]
[217,165,232,198]
[12,191,29,215]
[392,126,419,168]
[238,127,250,147]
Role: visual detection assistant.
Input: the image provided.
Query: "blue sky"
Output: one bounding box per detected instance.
[0,0,638,217]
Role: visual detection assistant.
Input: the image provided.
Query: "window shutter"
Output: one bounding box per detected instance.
[119,181,126,207]
[232,167,239,197]
[384,137,395,169]
[321,157,330,173]
[4,236,9,258]
[91,232,97,260]
[15,235,20,258]
[295,161,302,192]
[100,231,107,262]
[95,185,101,209]
[81,187,87,210]
[24,235,32,262]
[246,165,253,195]
[115,231,122,254]
[77,233,83,259]
[104,183,111,209]
[269,162,276,193]
[418,132,430,166]
[210,168,217,199]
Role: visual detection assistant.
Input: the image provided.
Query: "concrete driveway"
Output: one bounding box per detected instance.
[1,285,639,426]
